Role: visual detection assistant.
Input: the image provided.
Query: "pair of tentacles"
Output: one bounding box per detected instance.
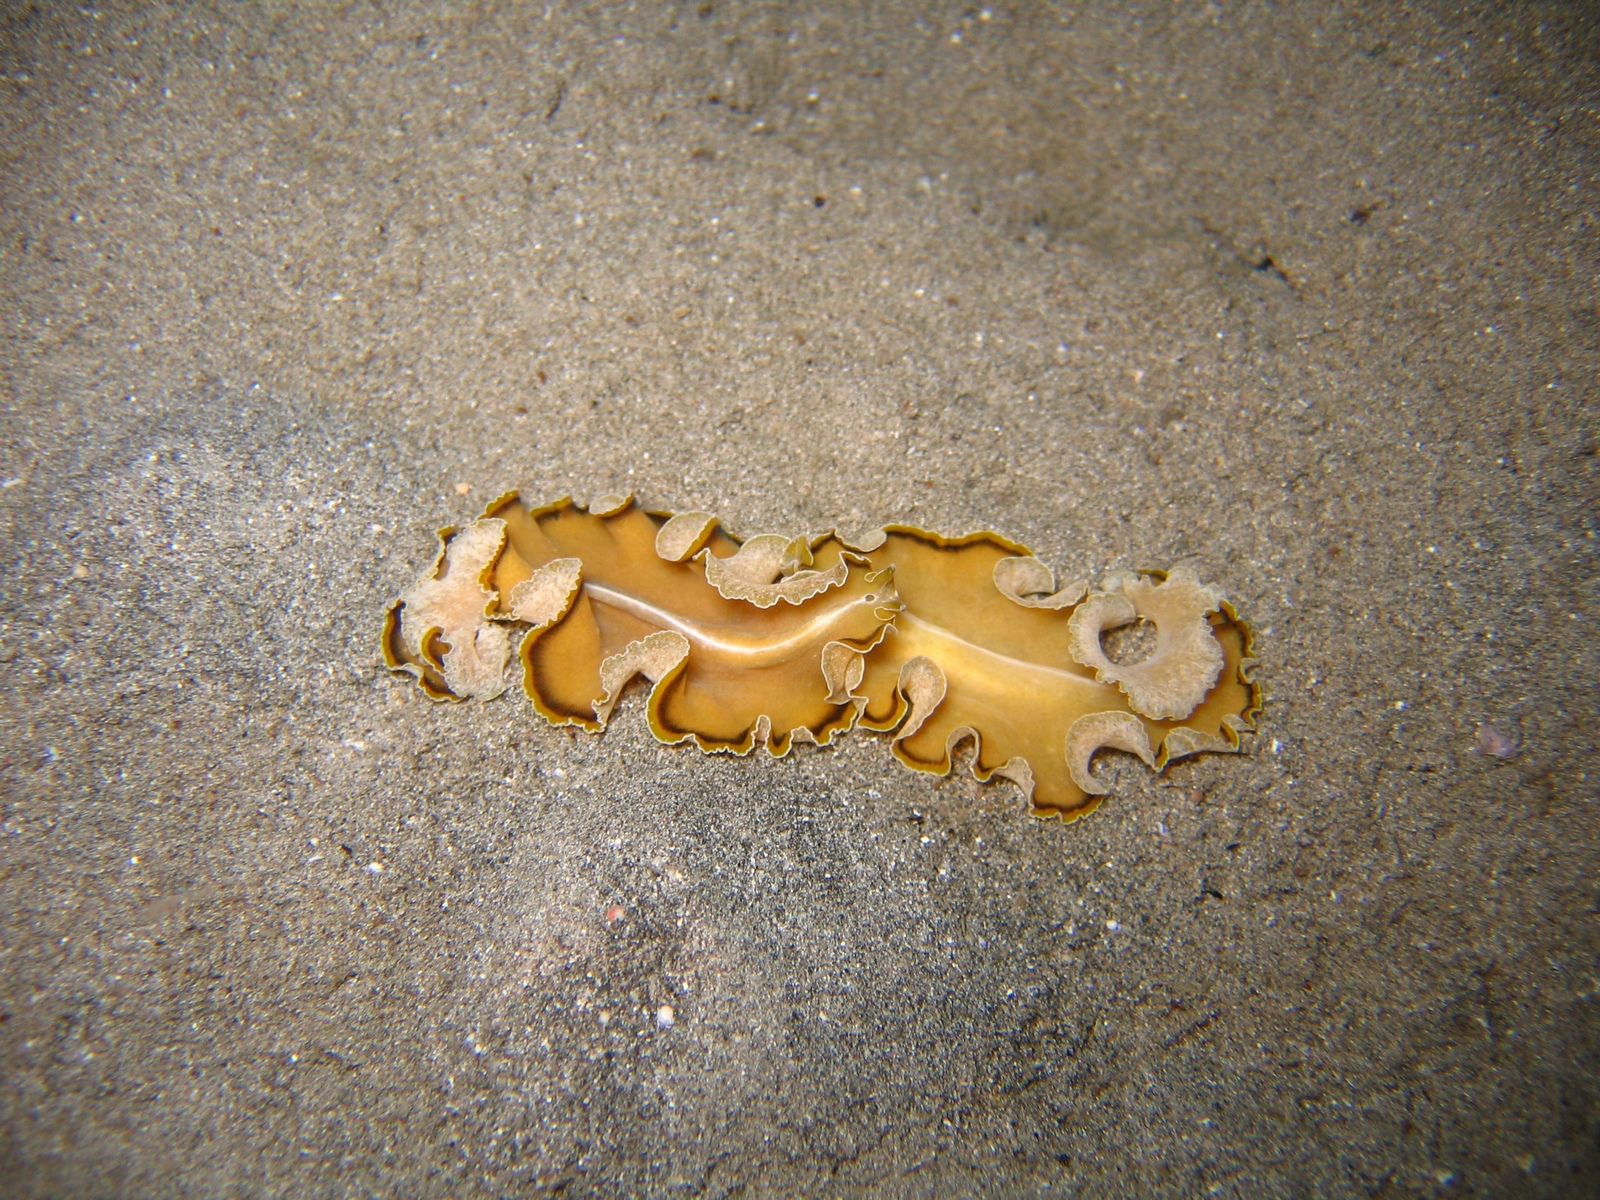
[382,493,1260,821]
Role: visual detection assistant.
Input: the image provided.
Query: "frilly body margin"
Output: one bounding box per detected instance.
[381,496,1262,824]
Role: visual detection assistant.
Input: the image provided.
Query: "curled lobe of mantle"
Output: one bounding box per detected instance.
[492,493,894,755]
[383,495,1260,823]
[850,529,1256,819]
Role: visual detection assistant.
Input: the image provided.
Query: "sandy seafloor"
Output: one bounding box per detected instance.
[1,2,1596,1196]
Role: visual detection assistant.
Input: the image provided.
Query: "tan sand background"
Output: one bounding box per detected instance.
[1,2,1596,1195]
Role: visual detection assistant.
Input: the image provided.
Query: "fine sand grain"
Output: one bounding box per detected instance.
[2,3,1596,1196]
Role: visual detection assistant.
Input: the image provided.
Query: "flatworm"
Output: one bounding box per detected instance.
[382,493,1260,822]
